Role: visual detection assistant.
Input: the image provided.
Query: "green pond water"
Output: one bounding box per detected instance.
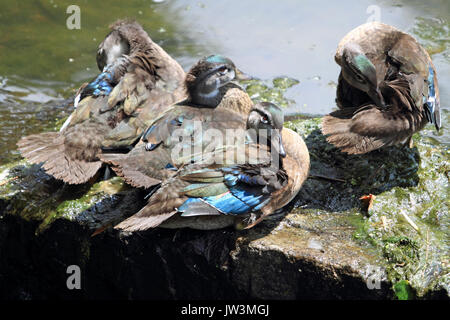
[0,0,448,298]
[0,0,448,164]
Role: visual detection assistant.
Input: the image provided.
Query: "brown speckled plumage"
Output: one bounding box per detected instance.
[101,56,254,189]
[101,87,252,189]
[260,128,309,216]
[112,103,310,232]
[322,22,441,154]
[17,20,185,184]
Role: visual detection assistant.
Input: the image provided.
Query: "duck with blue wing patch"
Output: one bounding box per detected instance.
[100,55,255,189]
[114,102,309,231]
[17,20,186,184]
[322,22,441,154]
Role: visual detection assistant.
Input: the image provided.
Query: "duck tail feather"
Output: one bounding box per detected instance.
[17,132,101,184]
[114,211,177,231]
[321,109,387,154]
[100,153,163,189]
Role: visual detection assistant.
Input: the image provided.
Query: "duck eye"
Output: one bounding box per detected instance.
[351,69,365,82]
[348,64,365,83]
[218,66,228,74]
[261,115,269,124]
[355,73,365,82]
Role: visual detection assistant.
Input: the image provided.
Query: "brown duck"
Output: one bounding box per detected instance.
[322,22,441,154]
[17,20,186,184]
[113,102,310,231]
[100,54,255,189]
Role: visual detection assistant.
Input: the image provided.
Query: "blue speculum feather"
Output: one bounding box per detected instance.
[85,71,114,97]
[178,170,269,216]
[202,192,252,215]
[178,188,267,215]
[230,188,264,208]
[354,54,374,71]
[254,198,271,211]
[425,65,439,128]
[170,116,184,126]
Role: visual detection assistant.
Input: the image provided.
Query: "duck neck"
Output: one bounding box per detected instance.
[190,84,228,108]
[118,26,153,53]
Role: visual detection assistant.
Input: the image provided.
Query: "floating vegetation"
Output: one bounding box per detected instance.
[241,76,300,108]
[411,17,450,60]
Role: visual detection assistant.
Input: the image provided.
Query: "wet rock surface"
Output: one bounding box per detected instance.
[0,119,448,300]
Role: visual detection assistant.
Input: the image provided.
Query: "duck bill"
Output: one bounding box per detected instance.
[234,68,254,81]
[278,135,286,158]
[272,130,286,158]
[369,87,386,108]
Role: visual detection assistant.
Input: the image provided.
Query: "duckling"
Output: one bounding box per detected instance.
[17,19,186,184]
[322,22,441,154]
[113,102,309,231]
[100,54,254,188]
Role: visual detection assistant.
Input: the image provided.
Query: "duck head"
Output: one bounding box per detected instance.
[96,20,154,71]
[341,44,386,108]
[247,102,286,158]
[186,54,252,107]
[96,29,130,72]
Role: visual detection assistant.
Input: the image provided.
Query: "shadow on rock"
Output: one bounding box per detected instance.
[292,129,420,212]
[0,124,434,300]
[2,163,92,222]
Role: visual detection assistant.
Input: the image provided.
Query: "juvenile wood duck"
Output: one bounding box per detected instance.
[113,102,310,231]
[321,22,441,154]
[17,19,186,184]
[100,54,254,188]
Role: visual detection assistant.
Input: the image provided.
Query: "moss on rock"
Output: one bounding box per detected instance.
[0,118,448,299]
[285,118,449,298]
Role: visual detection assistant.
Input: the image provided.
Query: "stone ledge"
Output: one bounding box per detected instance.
[0,118,448,299]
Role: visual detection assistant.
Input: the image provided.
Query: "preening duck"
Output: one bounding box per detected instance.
[322,22,441,154]
[17,20,186,184]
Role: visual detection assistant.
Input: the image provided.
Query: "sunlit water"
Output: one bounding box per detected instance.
[0,0,448,164]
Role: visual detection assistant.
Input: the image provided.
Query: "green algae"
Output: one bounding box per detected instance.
[57,177,127,217]
[285,118,449,298]
[393,280,416,300]
[272,77,300,90]
[0,115,448,298]
[241,76,300,108]
[0,160,128,234]
[411,17,450,60]
[41,177,128,233]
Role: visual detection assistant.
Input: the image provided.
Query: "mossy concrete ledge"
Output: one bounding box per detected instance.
[0,119,448,299]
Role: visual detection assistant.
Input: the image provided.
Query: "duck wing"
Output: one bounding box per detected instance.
[114,145,286,231]
[322,75,427,154]
[104,106,248,188]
